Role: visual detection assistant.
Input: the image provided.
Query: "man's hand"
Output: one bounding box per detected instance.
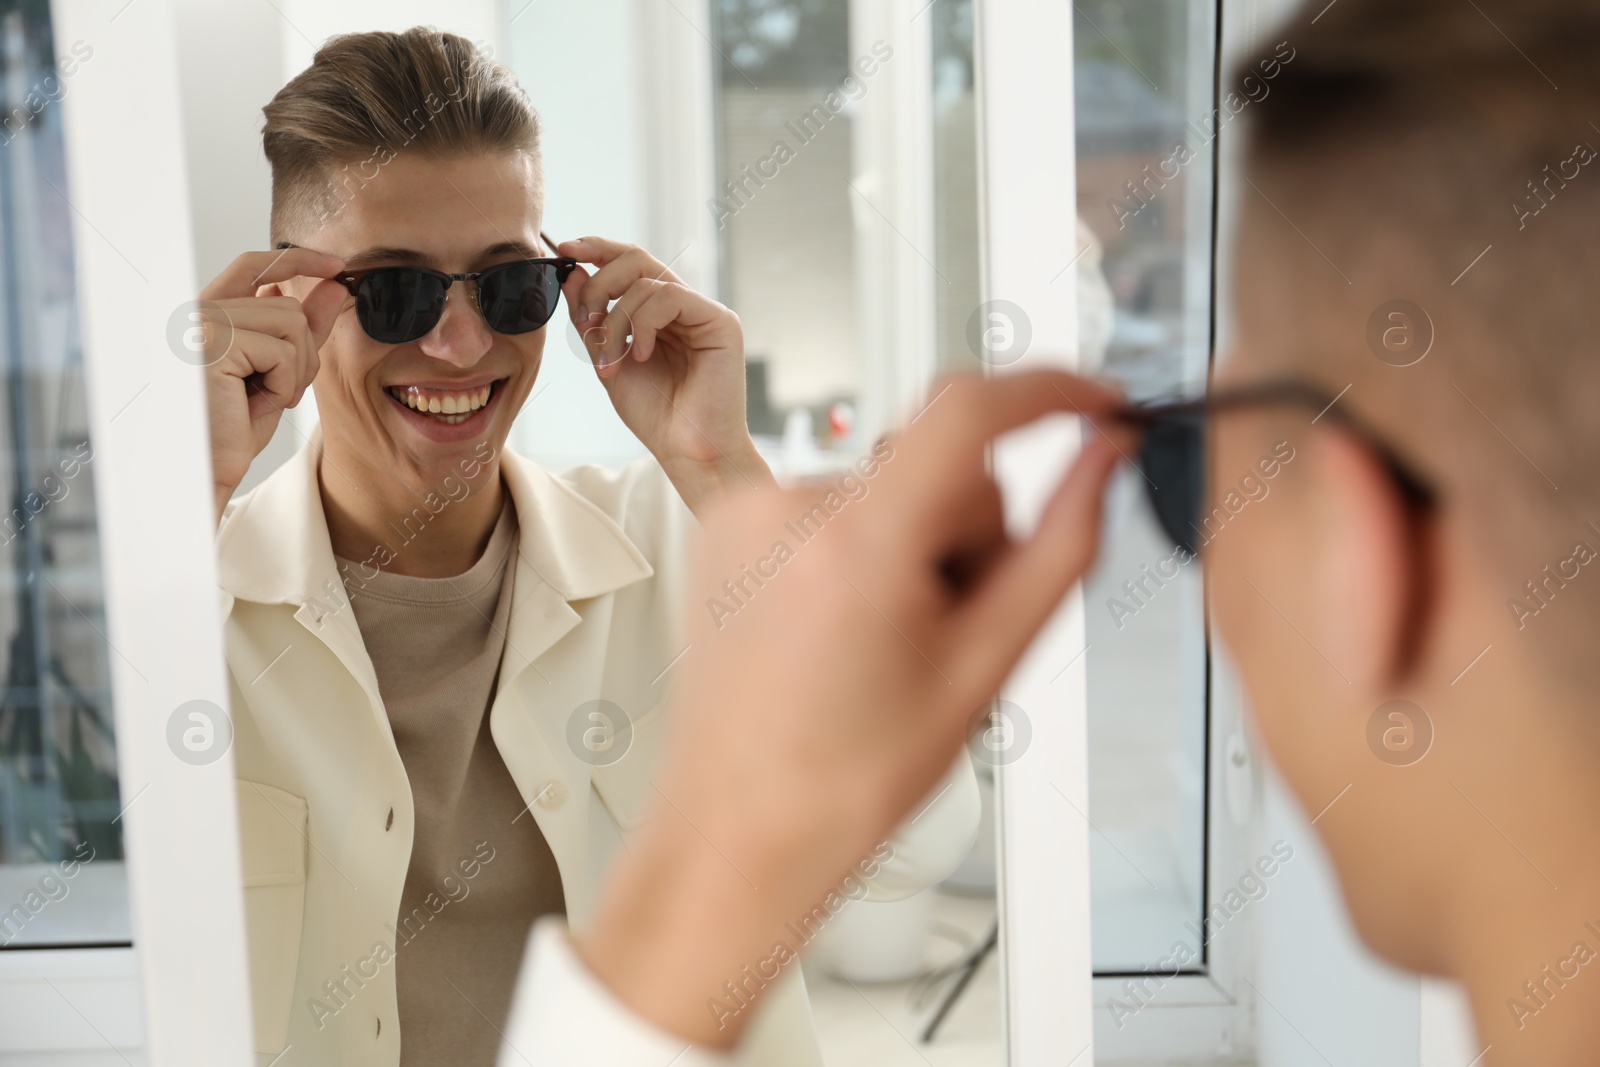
[199,248,347,522]
[558,237,774,514]
[577,369,1126,1049]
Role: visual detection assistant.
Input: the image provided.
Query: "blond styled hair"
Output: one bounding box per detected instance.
[261,27,541,241]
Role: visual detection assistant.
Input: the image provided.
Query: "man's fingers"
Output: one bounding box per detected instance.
[946,435,1122,697]
[591,279,653,367]
[559,235,632,269]
[906,370,1122,464]
[561,262,592,326]
[876,370,1123,552]
[928,474,1009,595]
[200,248,345,301]
[602,280,697,365]
[570,243,684,318]
[301,277,350,350]
[210,332,298,414]
[196,298,304,345]
[203,299,323,396]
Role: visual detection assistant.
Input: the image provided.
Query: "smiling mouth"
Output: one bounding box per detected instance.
[385,381,503,425]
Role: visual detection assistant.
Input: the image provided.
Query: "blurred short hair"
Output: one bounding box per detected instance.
[1232,0,1600,683]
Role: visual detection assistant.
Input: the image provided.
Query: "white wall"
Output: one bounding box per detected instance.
[502,0,722,474]
[48,0,253,1060]
[502,0,652,473]
[1258,771,1422,1066]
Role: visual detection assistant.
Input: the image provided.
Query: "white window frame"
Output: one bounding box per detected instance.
[0,0,251,1063]
[642,0,942,448]
[847,0,939,436]
[646,1,1254,1061]
[989,1,1480,1063]
[972,2,1098,1062]
[973,1,1276,1059]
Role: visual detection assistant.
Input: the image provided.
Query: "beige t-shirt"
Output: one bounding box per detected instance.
[339,504,565,1067]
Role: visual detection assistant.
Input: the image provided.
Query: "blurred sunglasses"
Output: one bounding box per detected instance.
[1113,380,1434,556]
[276,232,577,344]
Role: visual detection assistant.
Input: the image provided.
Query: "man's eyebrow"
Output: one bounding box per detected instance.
[480,239,546,260]
[340,240,548,271]
[341,246,432,269]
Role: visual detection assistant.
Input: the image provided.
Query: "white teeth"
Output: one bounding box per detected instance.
[392,384,496,419]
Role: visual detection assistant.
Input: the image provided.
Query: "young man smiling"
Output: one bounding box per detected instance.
[201,28,978,1067]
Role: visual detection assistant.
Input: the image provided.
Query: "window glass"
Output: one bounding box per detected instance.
[932,0,1221,981]
[715,0,1222,981]
[932,0,980,374]
[712,0,861,455]
[713,4,1008,1060]
[0,0,129,949]
[1075,0,1217,973]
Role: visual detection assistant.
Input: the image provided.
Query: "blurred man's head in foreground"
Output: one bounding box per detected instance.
[1208,0,1600,1051]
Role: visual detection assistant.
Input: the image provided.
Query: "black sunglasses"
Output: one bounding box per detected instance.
[275,232,577,344]
[1114,381,1435,557]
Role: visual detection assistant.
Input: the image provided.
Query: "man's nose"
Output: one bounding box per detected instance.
[417,283,492,367]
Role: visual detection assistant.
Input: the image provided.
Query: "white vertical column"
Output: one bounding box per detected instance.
[973,0,1095,1063]
[635,0,719,298]
[850,0,937,440]
[54,0,252,1062]
[170,0,295,495]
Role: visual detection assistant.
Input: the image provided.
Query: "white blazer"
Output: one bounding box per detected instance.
[217,434,981,1066]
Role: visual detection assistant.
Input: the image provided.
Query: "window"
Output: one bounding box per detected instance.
[931,0,980,374]
[1076,0,1217,979]
[712,0,865,454]
[710,3,1005,1062]
[640,1,1476,1063]
[706,0,1231,1056]
[979,0,1243,1058]
[0,0,128,952]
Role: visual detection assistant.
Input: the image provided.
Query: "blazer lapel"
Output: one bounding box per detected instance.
[491,451,653,690]
[488,454,658,923]
[217,429,388,730]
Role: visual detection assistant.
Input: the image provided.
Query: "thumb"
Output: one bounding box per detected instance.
[302,278,349,350]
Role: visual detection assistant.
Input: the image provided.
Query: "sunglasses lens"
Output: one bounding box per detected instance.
[1140,414,1205,556]
[476,261,564,334]
[356,269,448,344]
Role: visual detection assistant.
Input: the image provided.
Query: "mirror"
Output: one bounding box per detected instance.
[5,2,1484,1065]
[179,1,1005,1065]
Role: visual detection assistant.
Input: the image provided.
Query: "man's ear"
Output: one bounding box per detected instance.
[1310,427,1426,692]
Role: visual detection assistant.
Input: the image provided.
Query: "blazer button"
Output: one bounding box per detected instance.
[535,781,567,809]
